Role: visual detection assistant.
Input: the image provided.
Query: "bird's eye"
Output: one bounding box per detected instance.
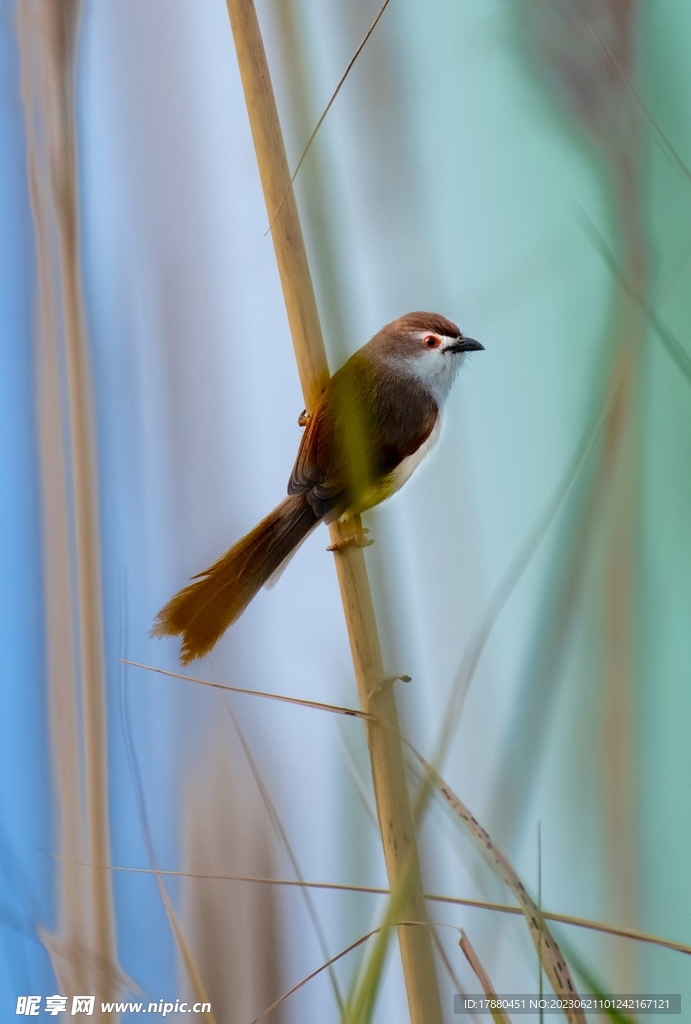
[424,335,441,349]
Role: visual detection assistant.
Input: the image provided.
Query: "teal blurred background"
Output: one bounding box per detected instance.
[2,0,690,1020]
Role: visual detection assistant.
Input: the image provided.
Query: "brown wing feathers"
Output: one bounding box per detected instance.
[153,346,439,662]
[289,354,438,508]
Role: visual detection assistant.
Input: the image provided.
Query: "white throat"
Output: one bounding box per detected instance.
[407,337,465,407]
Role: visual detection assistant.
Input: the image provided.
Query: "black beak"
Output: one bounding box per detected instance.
[448,337,484,353]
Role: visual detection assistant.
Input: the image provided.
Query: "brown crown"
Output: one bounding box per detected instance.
[385,311,461,339]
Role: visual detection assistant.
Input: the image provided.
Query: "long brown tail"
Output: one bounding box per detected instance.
[152,495,319,663]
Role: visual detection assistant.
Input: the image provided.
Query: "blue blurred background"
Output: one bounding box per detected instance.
[2,0,691,1020]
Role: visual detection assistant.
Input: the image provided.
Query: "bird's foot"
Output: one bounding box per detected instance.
[327,526,374,552]
[298,409,311,427]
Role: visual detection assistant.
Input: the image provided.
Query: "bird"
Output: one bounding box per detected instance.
[152,311,483,663]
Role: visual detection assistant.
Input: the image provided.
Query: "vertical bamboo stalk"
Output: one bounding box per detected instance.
[223,2,443,1021]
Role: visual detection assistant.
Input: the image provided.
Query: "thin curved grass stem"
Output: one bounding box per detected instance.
[266,0,392,235]
[121,659,372,719]
[251,929,380,1024]
[460,930,513,1024]
[406,747,583,1020]
[48,858,691,957]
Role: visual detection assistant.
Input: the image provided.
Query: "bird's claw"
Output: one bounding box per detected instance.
[327,527,373,552]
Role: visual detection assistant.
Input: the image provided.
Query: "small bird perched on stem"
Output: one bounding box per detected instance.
[153,311,483,663]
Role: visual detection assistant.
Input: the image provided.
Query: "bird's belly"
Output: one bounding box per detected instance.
[388,413,442,495]
[341,414,442,518]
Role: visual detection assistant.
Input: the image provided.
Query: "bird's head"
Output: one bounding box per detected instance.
[367,311,483,404]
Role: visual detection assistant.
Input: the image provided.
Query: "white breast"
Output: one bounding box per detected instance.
[388,413,442,497]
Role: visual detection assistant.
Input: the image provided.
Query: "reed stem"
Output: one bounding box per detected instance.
[223,2,443,1020]
[23,0,117,1009]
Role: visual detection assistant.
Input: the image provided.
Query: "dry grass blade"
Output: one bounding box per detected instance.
[427,897,691,958]
[267,0,392,233]
[122,659,372,719]
[224,2,442,1020]
[459,930,512,1024]
[409,749,586,1023]
[251,929,381,1024]
[55,859,691,955]
[38,929,138,1005]
[152,873,216,1024]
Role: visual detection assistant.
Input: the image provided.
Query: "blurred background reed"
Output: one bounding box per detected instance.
[2,0,691,1020]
